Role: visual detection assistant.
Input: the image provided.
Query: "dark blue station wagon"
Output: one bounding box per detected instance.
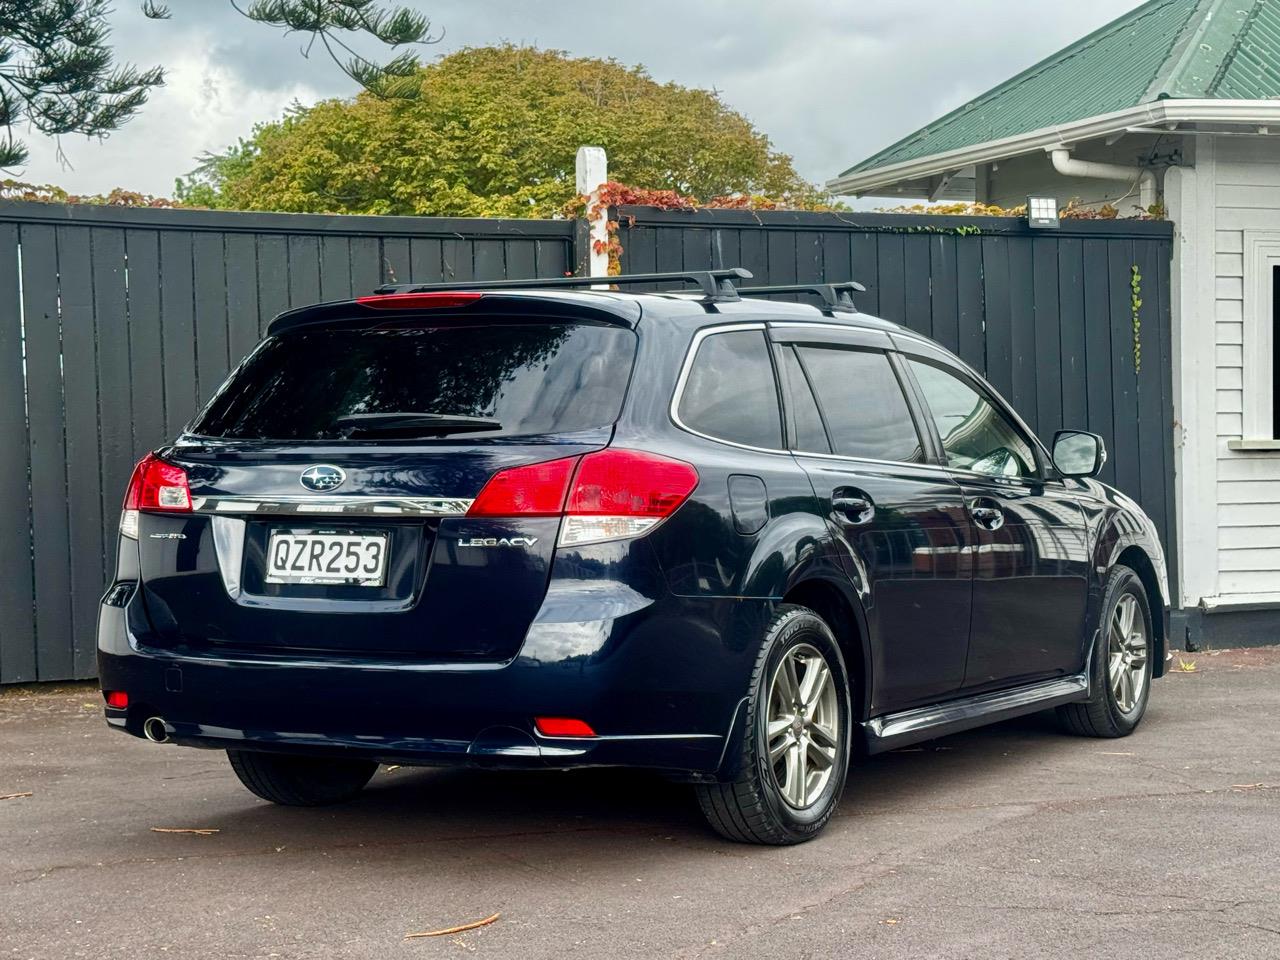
[98,269,1169,844]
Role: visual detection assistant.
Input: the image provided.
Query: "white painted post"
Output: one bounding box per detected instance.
[575,146,609,281]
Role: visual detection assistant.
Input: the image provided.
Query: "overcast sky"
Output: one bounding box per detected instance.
[19,0,1147,201]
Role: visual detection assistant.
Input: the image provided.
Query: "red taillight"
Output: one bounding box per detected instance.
[355,292,484,310]
[121,453,191,538]
[103,690,129,709]
[468,456,579,517]
[465,448,698,548]
[534,716,596,738]
[567,449,699,517]
[123,454,192,512]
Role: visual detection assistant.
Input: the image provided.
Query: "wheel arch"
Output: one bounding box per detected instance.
[1114,545,1167,678]
[781,576,871,720]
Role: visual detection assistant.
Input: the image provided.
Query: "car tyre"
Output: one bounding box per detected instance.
[696,604,852,845]
[1057,564,1153,738]
[227,750,378,806]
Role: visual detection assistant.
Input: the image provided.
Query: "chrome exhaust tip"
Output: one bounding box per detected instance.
[142,717,170,743]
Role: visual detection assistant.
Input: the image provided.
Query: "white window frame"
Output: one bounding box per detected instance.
[1239,229,1280,444]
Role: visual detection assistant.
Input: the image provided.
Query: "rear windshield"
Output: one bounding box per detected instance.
[191,322,636,441]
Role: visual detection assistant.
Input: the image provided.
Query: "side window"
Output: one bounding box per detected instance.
[908,359,1038,478]
[780,347,831,453]
[796,346,924,463]
[678,330,783,449]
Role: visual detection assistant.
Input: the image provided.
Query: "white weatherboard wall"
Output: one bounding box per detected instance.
[1170,135,1280,609]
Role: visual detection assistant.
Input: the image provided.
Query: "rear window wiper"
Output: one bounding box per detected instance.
[333,412,503,438]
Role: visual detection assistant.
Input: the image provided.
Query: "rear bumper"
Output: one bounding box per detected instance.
[97,584,766,777]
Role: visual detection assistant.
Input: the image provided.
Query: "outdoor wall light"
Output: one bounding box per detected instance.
[1027,196,1060,229]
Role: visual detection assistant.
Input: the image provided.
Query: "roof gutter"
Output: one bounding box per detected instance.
[827,99,1280,196]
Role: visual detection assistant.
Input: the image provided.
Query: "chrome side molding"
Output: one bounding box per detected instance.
[862,674,1089,754]
[192,496,474,518]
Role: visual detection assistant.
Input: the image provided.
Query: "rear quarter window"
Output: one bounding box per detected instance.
[192,322,636,441]
[677,330,783,449]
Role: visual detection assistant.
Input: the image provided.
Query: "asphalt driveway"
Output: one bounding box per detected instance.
[2,648,1278,960]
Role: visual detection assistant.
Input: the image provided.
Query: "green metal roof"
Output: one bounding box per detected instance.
[842,0,1280,178]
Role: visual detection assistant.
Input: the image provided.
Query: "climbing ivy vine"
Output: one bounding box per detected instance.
[1130,265,1143,373]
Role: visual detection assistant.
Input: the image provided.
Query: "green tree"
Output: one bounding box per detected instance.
[0,1,434,169]
[179,45,826,217]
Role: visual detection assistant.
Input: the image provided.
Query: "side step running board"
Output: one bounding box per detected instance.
[862,674,1089,754]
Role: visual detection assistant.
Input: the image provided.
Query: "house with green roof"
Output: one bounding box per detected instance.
[830,0,1280,643]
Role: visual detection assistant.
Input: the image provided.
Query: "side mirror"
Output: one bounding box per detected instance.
[1052,430,1106,478]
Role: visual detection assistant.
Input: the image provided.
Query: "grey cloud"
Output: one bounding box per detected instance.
[23,1,1145,198]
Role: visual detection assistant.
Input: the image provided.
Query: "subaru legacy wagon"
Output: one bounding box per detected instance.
[98,268,1169,845]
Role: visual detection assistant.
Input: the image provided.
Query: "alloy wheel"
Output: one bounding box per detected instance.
[1108,593,1149,713]
[766,643,842,809]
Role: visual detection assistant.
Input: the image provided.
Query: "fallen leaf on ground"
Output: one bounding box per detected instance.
[879,917,903,926]
[405,912,500,939]
[0,791,33,801]
[150,827,220,836]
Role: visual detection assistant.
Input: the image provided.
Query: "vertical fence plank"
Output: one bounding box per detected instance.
[737,230,768,284]
[473,239,505,280]
[711,228,740,273]
[876,234,906,323]
[61,227,107,678]
[351,236,383,294]
[981,236,1013,398]
[192,232,230,405]
[536,238,569,279]
[439,237,472,284]
[319,235,353,301]
[848,233,879,316]
[159,232,198,433]
[0,223,35,682]
[505,239,535,281]
[409,237,442,284]
[225,233,261,365]
[902,235,932,337]
[21,224,73,680]
[1057,238,1087,431]
[1032,236,1062,436]
[382,237,410,285]
[125,230,165,454]
[256,235,289,336]
[287,235,321,308]
[90,229,134,673]
[681,229,712,277]
[1155,238,1179,599]
[929,236,959,354]
[955,239,984,373]
[1108,239,1141,498]
[1007,237,1037,422]
[1082,238,1117,487]
[795,232,822,288]
[1135,238,1168,546]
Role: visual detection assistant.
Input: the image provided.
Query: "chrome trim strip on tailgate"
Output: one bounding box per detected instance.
[192,496,474,517]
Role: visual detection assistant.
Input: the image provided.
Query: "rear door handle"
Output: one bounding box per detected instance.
[970,503,1005,531]
[832,496,875,525]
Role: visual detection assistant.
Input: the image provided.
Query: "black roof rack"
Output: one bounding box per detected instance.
[734,282,867,314]
[374,267,753,301]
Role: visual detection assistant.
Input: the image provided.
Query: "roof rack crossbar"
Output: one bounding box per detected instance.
[735,281,867,314]
[374,267,753,301]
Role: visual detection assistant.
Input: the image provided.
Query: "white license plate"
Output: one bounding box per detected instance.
[265,531,389,586]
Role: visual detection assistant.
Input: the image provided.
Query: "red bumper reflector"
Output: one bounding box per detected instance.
[355,292,484,310]
[534,716,597,738]
[104,690,129,709]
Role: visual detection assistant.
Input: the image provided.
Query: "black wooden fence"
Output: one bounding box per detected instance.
[0,202,575,684]
[618,205,1178,602]
[0,200,1175,684]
